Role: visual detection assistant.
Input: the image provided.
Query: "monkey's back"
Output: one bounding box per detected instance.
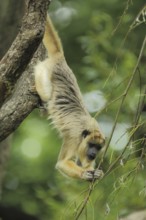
[48,57,90,135]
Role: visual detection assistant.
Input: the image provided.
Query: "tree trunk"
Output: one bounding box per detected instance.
[0,0,25,195]
[0,0,50,191]
[0,0,25,59]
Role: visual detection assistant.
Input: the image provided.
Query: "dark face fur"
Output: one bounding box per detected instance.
[82,129,105,161]
[87,142,103,160]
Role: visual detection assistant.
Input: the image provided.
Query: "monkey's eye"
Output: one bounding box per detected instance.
[82,130,90,138]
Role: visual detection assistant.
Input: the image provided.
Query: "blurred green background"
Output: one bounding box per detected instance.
[0,0,146,219]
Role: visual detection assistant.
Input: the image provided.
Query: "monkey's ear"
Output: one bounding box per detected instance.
[81,130,90,138]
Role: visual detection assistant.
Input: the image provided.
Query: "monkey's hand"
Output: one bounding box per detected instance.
[81,169,104,181]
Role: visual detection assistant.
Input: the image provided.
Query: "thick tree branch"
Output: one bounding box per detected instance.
[0,0,50,142]
[0,0,50,105]
[0,47,42,142]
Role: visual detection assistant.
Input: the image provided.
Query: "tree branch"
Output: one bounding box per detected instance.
[0,0,50,105]
[0,0,50,142]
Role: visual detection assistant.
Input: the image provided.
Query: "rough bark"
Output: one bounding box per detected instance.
[0,0,25,59]
[0,0,25,194]
[0,44,46,142]
[0,0,50,105]
[0,0,51,142]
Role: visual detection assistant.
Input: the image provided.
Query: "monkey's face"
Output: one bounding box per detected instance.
[77,122,105,168]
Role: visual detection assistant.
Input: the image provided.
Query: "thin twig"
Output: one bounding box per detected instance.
[75,181,95,220]
[112,0,132,35]
[99,35,146,168]
[74,35,146,220]
[105,85,146,176]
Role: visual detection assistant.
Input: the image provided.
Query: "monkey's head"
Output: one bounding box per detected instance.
[77,118,105,168]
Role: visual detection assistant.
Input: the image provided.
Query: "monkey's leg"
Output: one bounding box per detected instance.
[34,59,52,102]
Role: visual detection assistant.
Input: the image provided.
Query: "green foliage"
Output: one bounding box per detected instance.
[1,0,146,219]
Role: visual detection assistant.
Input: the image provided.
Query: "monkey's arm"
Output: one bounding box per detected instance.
[56,141,103,180]
[56,158,103,180]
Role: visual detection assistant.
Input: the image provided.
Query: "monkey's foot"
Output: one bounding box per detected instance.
[81,169,104,181]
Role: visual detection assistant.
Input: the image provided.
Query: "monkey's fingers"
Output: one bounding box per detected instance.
[94,169,104,179]
[82,169,104,182]
[81,170,94,181]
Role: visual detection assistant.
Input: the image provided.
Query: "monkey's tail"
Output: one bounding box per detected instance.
[43,15,63,56]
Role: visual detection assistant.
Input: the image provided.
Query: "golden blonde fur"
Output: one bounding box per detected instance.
[34,15,105,180]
